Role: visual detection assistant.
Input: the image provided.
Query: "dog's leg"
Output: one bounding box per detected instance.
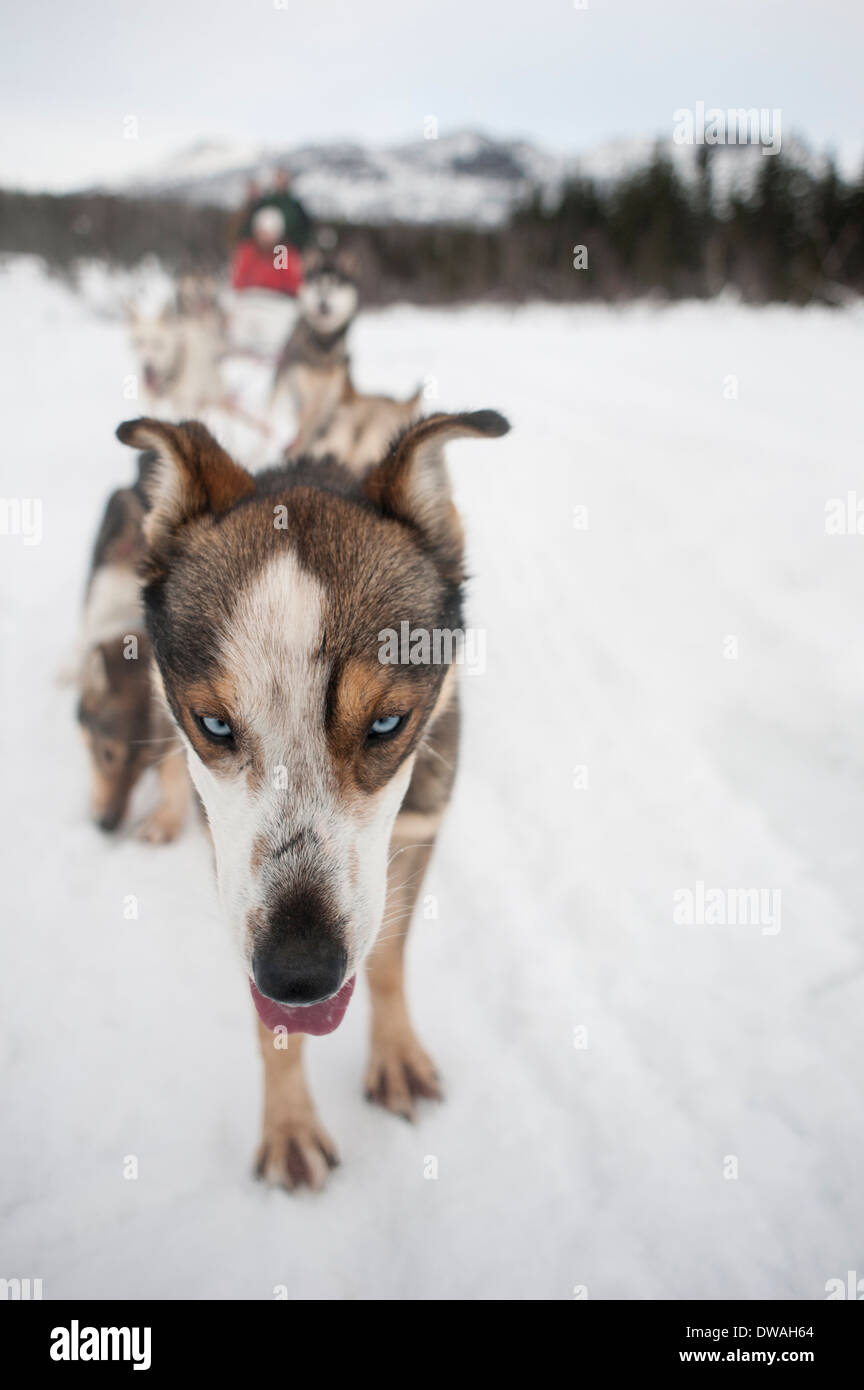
[365,690,458,1118]
[365,833,444,1120]
[285,409,330,459]
[138,748,190,844]
[255,1021,339,1190]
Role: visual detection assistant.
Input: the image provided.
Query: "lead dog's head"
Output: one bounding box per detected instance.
[116,411,508,1034]
[297,251,360,336]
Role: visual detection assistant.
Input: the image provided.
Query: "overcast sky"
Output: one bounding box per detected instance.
[1,0,861,189]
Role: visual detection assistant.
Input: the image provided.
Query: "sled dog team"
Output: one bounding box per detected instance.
[76,248,509,1190]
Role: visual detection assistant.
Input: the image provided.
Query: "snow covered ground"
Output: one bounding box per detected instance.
[1,257,863,1301]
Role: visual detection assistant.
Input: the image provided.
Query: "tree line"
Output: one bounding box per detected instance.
[1,145,862,305]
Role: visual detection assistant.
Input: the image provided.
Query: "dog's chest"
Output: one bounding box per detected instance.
[291,362,347,419]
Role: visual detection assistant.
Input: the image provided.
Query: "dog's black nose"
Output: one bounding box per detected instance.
[96,809,123,833]
[252,938,347,1007]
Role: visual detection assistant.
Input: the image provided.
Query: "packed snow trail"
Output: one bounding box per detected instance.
[1,259,862,1299]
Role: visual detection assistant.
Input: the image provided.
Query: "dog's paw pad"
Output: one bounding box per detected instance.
[254,1122,339,1192]
[364,1037,443,1121]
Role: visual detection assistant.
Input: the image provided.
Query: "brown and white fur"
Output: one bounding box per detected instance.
[76,459,190,842]
[129,302,226,419]
[129,290,269,439]
[271,252,423,472]
[116,408,509,1189]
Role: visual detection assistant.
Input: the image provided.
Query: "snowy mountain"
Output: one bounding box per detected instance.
[109,131,572,227]
[100,129,828,227]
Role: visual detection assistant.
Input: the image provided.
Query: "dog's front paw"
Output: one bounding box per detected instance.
[137,805,184,845]
[254,1117,339,1192]
[365,1032,443,1122]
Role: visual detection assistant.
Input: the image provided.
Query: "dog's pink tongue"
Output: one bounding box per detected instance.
[250,975,356,1035]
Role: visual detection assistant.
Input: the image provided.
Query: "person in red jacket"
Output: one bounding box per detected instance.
[231,205,303,296]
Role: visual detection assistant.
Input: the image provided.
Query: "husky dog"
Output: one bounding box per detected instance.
[272,251,423,471]
[129,302,228,420]
[129,293,271,440]
[76,458,190,841]
[116,408,509,1188]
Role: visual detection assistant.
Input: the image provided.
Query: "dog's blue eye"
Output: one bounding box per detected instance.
[369,714,403,738]
[200,715,233,739]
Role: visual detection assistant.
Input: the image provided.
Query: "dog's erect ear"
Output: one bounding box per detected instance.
[362,410,509,576]
[115,418,255,554]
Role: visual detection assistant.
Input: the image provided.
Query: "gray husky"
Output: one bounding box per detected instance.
[272,251,422,471]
